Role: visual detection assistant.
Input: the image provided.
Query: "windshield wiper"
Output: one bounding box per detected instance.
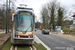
[24,23,32,33]
[24,19,33,33]
[24,16,33,33]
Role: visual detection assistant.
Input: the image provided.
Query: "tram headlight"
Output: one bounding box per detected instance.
[18,35,21,38]
[27,36,33,38]
[27,36,30,38]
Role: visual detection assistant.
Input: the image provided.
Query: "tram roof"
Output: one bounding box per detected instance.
[15,7,34,15]
[12,7,37,17]
[17,7,33,10]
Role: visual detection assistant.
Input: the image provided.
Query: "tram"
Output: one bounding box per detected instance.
[11,7,35,45]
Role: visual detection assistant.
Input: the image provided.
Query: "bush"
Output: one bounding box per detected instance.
[63,27,68,32]
[63,26,74,33]
[70,29,74,32]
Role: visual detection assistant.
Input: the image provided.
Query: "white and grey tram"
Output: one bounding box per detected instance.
[11,7,36,45]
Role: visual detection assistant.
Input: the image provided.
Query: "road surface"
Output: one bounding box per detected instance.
[35,31,75,50]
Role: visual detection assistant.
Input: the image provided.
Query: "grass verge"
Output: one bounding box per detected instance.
[34,42,47,50]
[1,40,11,50]
[0,33,6,35]
[0,32,10,35]
[17,45,30,50]
[0,33,11,37]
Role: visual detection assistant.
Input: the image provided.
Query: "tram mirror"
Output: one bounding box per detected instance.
[34,15,37,17]
[12,13,15,21]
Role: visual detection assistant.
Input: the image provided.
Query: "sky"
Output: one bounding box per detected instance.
[1,0,75,22]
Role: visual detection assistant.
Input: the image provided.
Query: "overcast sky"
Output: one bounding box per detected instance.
[1,0,75,22]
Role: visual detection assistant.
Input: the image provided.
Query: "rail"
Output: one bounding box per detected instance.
[10,45,36,50]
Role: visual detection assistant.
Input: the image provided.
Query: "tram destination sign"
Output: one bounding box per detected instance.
[19,11,31,15]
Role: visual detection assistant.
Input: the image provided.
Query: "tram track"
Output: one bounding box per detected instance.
[30,45,37,50]
[10,45,17,50]
[10,45,36,50]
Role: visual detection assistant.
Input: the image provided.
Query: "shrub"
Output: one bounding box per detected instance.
[63,26,74,34]
[70,29,74,32]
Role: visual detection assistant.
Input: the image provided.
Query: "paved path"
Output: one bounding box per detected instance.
[0,31,5,34]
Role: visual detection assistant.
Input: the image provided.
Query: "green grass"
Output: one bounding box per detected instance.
[2,40,11,50]
[0,33,6,35]
[0,39,47,50]
[34,42,47,50]
[0,33,10,35]
[17,45,30,50]
[0,48,2,50]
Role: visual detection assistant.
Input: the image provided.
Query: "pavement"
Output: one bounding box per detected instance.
[0,31,5,34]
[0,33,11,48]
[35,31,75,50]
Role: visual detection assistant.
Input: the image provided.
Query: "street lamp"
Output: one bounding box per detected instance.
[6,0,8,34]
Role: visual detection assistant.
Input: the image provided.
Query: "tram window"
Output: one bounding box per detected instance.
[19,11,32,15]
[16,15,34,32]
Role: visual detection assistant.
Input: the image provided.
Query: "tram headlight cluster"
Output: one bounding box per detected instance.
[16,35,33,38]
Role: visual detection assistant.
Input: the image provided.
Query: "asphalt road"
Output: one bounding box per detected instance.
[35,31,75,50]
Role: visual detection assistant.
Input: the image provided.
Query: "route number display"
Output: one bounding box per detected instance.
[20,12,31,15]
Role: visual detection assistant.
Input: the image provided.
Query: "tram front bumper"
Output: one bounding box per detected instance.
[13,37,34,44]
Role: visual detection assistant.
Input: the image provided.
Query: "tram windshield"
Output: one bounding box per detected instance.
[16,15,34,32]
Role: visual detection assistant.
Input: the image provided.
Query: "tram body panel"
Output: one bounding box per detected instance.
[11,8,35,44]
[15,31,33,36]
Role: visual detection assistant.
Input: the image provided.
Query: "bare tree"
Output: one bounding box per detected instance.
[47,1,57,30]
[40,4,49,29]
[8,0,16,32]
[0,4,6,29]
